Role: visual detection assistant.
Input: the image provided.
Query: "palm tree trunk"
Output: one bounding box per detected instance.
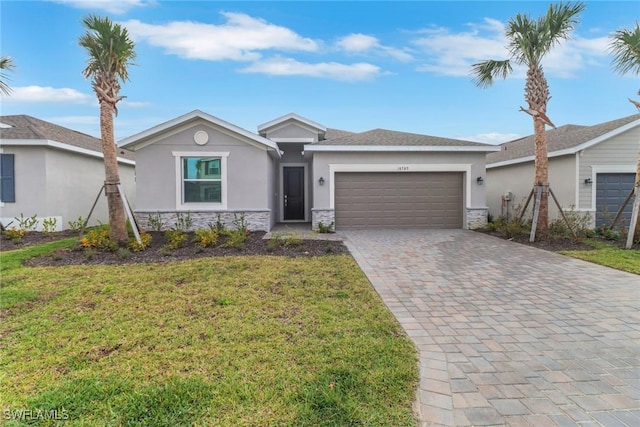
[99,101,128,245]
[533,118,549,233]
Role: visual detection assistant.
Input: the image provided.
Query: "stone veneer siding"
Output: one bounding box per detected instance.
[466,208,488,230]
[312,208,335,232]
[134,210,271,232]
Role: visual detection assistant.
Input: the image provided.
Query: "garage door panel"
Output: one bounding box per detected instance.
[335,172,463,229]
[596,173,634,227]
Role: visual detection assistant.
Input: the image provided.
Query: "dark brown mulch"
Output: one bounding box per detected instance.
[21,231,348,267]
[476,229,639,251]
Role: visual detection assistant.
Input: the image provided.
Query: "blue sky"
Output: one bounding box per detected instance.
[1,0,638,144]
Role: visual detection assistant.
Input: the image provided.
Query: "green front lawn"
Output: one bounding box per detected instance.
[0,255,418,426]
[560,240,640,275]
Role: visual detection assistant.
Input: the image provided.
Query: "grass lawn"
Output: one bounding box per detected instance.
[0,253,418,426]
[560,239,640,275]
[1,237,77,272]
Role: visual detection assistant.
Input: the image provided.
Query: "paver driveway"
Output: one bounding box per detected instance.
[344,229,639,427]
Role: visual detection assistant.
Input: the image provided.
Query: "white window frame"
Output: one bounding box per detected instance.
[172,151,229,210]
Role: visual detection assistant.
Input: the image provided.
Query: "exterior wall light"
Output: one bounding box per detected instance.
[319,176,325,186]
[584,178,592,184]
[476,176,484,184]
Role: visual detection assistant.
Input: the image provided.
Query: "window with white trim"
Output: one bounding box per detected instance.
[173,151,229,209]
[183,157,222,203]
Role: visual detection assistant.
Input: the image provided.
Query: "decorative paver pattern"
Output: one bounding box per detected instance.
[344,229,639,427]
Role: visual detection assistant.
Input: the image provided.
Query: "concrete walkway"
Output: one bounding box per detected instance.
[344,229,639,427]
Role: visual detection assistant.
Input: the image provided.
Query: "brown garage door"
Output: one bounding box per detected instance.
[335,172,463,229]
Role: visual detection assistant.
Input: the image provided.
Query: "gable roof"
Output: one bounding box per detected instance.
[305,128,500,152]
[0,114,135,162]
[257,113,327,134]
[119,110,280,155]
[487,114,640,167]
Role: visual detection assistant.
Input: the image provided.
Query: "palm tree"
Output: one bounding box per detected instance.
[0,56,15,95]
[471,2,585,234]
[609,23,640,248]
[79,15,136,245]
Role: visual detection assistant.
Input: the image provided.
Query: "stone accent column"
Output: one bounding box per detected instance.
[466,208,488,229]
[311,208,335,232]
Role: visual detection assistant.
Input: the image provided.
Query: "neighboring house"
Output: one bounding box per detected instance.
[486,114,640,227]
[120,110,498,232]
[0,115,136,231]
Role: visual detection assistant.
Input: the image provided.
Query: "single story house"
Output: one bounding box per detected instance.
[0,115,136,231]
[486,114,640,227]
[119,110,499,232]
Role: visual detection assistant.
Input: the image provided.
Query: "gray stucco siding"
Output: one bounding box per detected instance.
[1,146,46,220]
[264,123,319,141]
[486,155,576,221]
[0,146,135,230]
[578,126,639,212]
[133,123,272,212]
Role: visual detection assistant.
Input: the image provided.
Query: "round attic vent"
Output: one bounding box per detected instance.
[194,130,209,145]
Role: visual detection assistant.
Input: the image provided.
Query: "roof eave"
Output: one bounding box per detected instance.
[119,110,280,156]
[304,144,500,153]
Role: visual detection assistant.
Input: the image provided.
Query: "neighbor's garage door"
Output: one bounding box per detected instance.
[335,172,463,229]
[596,173,635,227]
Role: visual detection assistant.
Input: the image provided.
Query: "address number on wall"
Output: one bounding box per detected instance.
[397,166,409,171]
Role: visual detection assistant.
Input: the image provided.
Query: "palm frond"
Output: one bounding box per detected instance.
[609,23,640,76]
[0,56,15,95]
[79,14,136,85]
[470,60,513,88]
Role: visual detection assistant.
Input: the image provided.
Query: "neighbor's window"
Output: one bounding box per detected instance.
[0,153,15,203]
[182,157,222,203]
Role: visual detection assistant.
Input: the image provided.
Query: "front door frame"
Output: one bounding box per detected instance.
[280,163,308,222]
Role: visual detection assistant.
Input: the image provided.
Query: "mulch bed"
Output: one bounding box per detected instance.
[476,229,639,251]
[10,231,348,267]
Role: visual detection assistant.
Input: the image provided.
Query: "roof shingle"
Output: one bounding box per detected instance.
[315,128,490,147]
[0,114,135,160]
[487,114,640,164]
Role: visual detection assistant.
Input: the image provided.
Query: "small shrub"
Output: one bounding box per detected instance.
[159,245,172,257]
[165,229,188,250]
[116,248,132,259]
[283,233,303,247]
[3,228,26,241]
[147,212,166,232]
[193,227,219,248]
[232,212,248,233]
[596,224,622,241]
[214,215,227,233]
[317,221,335,234]
[67,216,86,233]
[14,213,38,232]
[266,232,285,251]
[84,248,97,260]
[42,217,58,235]
[219,228,248,250]
[80,226,117,251]
[128,231,152,252]
[173,212,193,232]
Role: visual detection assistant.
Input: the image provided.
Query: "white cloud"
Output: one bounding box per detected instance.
[122,12,319,61]
[458,132,521,145]
[337,33,413,62]
[412,18,608,78]
[121,100,150,108]
[337,34,379,52]
[54,0,153,15]
[239,57,384,82]
[1,86,92,104]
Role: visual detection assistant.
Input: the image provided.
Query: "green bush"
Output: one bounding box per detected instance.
[193,227,219,248]
[165,229,188,250]
[80,225,117,251]
[128,232,153,252]
[317,221,335,234]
